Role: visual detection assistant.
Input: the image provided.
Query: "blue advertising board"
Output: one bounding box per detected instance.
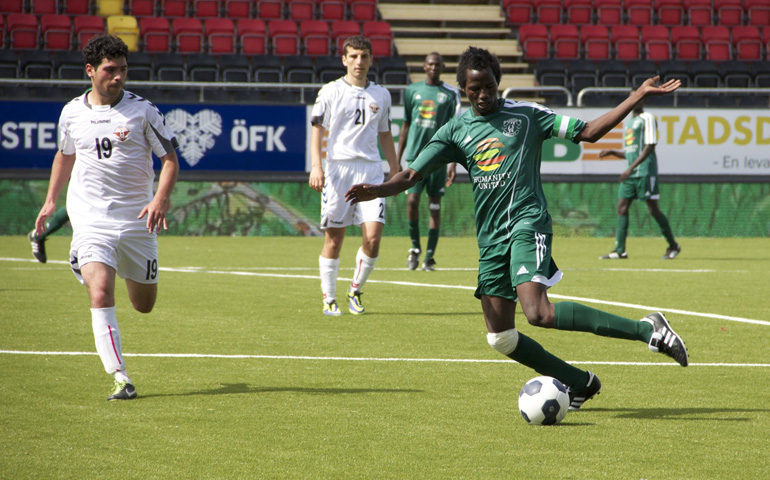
[0,100,307,172]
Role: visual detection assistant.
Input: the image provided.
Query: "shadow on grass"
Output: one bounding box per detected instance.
[141,383,423,398]
[591,407,769,421]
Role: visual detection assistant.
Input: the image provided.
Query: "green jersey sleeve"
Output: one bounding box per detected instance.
[535,106,586,144]
[409,121,465,177]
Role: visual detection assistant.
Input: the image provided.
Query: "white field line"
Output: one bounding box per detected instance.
[1,349,769,367]
[2,257,768,326]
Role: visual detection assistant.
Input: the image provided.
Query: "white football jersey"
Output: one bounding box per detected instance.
[310,78,392,163]
[59,90,178,230]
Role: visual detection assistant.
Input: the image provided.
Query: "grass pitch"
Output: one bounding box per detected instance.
[1,235,769,479]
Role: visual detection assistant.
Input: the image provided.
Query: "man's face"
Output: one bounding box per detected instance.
[87,56,127,99]
[342,47,372,81]
[424,54,443,82]
[463,67,499,116]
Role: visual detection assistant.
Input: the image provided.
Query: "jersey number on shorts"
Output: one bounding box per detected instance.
[145,258,158,280]
[94,137,113,159]
[379,202,384,219]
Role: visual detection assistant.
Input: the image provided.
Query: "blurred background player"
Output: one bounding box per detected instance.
[34,35,179,401]
[397,52,461,271]
[28,207,69,263]
[308,36,400,316]
[599,103,681,260]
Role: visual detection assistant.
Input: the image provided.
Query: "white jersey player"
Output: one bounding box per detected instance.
[308,35,400,316]
[34,35,179,401]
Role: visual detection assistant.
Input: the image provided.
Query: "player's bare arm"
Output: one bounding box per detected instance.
[308,124,325,192]
[139,150,179,233]
[578,77,680,143]
[345,168,422,204]
[35,151,76,235]
[619,144,655,181]
[378,130,401,181]
[396,121,410,165]
[446,163,457,187]
[599,149,625,159]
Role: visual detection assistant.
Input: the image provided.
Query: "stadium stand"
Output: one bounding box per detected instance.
[224,0,250,18]
[361,20,392,57]
[7,13,39,50]
[595,0,623,25]
[268,19,300,56]
[54,49,85,79]
[161,0,189,17]
[519,24,549,60]
[64,0,91,15]
[626,0,654,25]
[331,20,360,54]
[220,53,250,81]
[0,0,24,13]
[206,17,236,54]
[140,16,172,53]
[534,0,562,25]
[189,53,219,81]
[714,0,744,27]
[96,0,124,17]
[128,0,156,17]
[256,0,284,20]
[349,0,377,22]
[684,0,713,26]
[746,0,770,27]
[193,0,222,18]
[32,0,59,15]
[564,0,592,25]
[21,50,53,79]
[319,0,346,21]
[41,14,72,50]
[656,0,685,26]
[237,18,267,55]
[106,15,139,52]
[172,17,204,54]
[74,15,105,48]
[581,25,611,60]
[550,24,579,59]
[670,25,701,61]
[732,25,763,61]
[300,19,331,56]
[286,0,315,22]
[285,54,315,82]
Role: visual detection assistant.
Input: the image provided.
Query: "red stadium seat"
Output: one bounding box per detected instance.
[140,17,171,52]
[224,0,251,18]
[656,0,684,26]
[319,0,346,21]
[714,0,743,27]
[162,0,189,17]
[237,18,266,54]
[362,21,392,57]
[763,26,770,59]
[349,0,376,22]
[286,0,315,21]
[732,25,763,60]
[626,0,653,25]
[745,0,770,27]
[268,19,299,55]
[63,0,90,15]
[534,0,562,25]
[564,0,592,25]
[7,13,39,50]
[41,14,71,50]
[32,0,59,14]
[256,0,283,19]
[194,0,220,18]
[551,24,580,59]
[641,25,671,60]
[593,0,622,25]
[503,0,533,26]
[331,20,360,54]
[128,0,155,16]
[611,25,641,60]
[206,18,235,54]
[0,0,24,13]
[300,20,330,56]
[172,17,204,53]
[581,25,611,60]
[702,25,731,60]
[0,15,4,48]
[74,15,104,46]
[670,25,701,60]
[519,24,549,60]
[683,0,713,26]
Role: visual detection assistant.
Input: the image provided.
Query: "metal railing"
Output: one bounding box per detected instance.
[576,86,770,107]
[501,86,573,105]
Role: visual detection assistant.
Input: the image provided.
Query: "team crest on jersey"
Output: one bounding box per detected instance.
[165,108,223,167]
[369,103,380,114]
[502,118,522,137]
[473,138,506,172]
[437,92,448,104]
[113,126,130,141]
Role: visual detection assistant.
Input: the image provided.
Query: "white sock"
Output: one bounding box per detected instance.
[319,256,340,303]
[350,247,377,293]
[114,370,131,384]
[91,307,125,374]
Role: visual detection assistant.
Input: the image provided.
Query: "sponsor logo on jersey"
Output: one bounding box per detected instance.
[91,119,111,124]
[625,128,635,146]
[418,100,437,119]
[113,126,130,141]
[165,108,223,167]
[502,118,522,137]
[473,137,505,172]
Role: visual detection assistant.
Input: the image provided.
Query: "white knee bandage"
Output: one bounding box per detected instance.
[487,329,520,356]
[429,202,441,211]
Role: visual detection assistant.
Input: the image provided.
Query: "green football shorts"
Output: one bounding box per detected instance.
[618,175,660,201]
[475,230,563,302]
[407,164,447,197]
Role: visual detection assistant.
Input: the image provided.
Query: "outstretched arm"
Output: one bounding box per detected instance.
[345,168,423,204]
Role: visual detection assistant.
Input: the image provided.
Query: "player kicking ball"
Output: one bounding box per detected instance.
[346,47,688,410]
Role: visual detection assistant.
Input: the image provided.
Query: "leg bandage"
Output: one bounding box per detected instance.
[487,329,520,356]
[429,202,441,211]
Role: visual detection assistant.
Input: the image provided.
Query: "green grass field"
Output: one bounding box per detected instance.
[2,235,769,479]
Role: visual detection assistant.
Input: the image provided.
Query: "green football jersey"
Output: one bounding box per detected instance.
[410,99,586,247]
[623,111,658,178]
[401,81,462,163]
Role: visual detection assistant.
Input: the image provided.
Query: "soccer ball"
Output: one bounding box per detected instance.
[518,376,570,425]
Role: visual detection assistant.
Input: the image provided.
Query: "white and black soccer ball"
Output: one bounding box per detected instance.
[518,376,570,425]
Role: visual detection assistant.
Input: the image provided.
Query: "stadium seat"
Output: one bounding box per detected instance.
[763,26,770,59]
[551,24,580,59]
[683,0,712,26]
[126,50,152,80]
[535,59,568,86]
[502,0,533,26]
[172,17,204,53]
[331,20,360,54]
[238,18,267,55]
[128,0,156,16]
[140,17,171,52]
[224,0,251,18]
[161,0,189,17]
[567,59,598,94]
[74,15,105,47]
[41,14,72,50]
[286,0,315,21]
[597,59,628,87]
[8,13,40,50]
[206,18,235,54]
[752,58,770,86]
[362,21,392,57]
[732,26,763,61]
[379,55,409,84]
[153,52,186,81]
[702,25,731,60]
[581,25,611,60]
[658,59,690,86]
[285,55,315,83]
[97,0,125,17]
[64,0,91,15]
[641,25,671,60]
[256,0,284,20]
[745,0,770,27]
[252,54,283,82]
[564,0,592,25]
[628,59,657,87]
[594,0,623,26]
[54,49,86,79]
[193,0,221,18]
[670,25,701,60]
[610,25,641,60]
[220,54,250,81]
[300,20,331,56]
[349,0,377,22]
[720,60,752,87]
[189,53,219,81]
[32,0,59,15]
[315,54,345,83]
[626,0,653,25]
[714,0,744,27]
[0,15,4,49]
[268,19,299,56]
[519,24,550,60]
[0,50,19,78]
[0,0,24,13]
[21,50,54,79]
[107,15,139,52]
[690,59,721,87]
[656,0,684,26]
[534,0,562,24]
[318,0,346,21]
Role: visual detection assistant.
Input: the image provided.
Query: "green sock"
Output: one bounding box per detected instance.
[508,333,589,391]
[408,220,420,251]
[655,213,677,247]
[614,215,629,253]
[554,302,653,342]
[425,228,439,260]
[36,207,69,241]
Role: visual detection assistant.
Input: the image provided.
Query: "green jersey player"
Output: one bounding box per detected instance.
[346,47,689,410]
[599,103,681,260]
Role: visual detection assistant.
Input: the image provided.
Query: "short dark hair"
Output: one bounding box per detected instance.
[82,35,129,68]
[342,35,372,56]
[456,46,502,89]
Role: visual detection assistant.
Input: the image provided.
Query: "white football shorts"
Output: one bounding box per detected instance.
[321,159,386,229]
[70,226,159,285]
